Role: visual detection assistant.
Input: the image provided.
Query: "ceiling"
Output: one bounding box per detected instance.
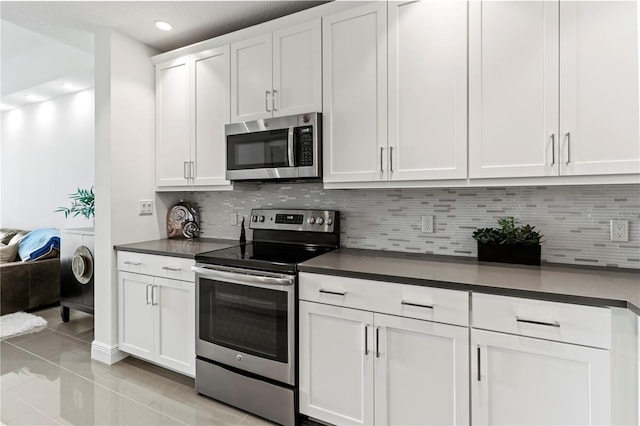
[1,1,328,110]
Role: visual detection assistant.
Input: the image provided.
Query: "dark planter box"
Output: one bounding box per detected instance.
[477,242,541,266]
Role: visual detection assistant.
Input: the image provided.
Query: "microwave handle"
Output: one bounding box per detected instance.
[287,127,295,167]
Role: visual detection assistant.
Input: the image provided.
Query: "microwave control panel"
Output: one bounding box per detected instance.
[295,126,314,166]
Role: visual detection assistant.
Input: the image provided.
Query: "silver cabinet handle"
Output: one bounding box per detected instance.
[380,147,384,172]
[272,89,278,111]
[184,161,189,179]
[477,347,481,381]
[146,284,152,305]
[162,266,181,272]
[550,134,555,165]
[364,324,370,356]
[152,285,158,306]
[401,300,434,309]
[265,90,271,112]
[190,161,195,180]
[375,327,380,358]
[124,261,141,266]
[390,146,394,172]
[516,317,560,328]
[318,289,346,296]
[565,132,571,164]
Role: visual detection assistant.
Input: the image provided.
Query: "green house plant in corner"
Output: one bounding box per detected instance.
[472,217,543,265]
[55,187,95,220]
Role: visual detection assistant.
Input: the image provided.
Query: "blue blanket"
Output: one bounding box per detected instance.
[18,228,60,261]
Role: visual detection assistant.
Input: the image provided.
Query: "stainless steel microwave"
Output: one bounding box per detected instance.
[225,112,321,181]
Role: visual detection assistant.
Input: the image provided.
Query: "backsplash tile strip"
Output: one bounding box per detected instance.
[172,183,640,269]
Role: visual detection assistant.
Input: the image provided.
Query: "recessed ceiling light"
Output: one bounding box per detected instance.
[155,20,173,31]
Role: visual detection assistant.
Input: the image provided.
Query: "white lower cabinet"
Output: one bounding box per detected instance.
[299,273,469,426]
[117,253,195,377]
[471,293,611,425]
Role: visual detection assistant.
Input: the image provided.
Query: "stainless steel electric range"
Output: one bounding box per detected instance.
[193,208,340,426]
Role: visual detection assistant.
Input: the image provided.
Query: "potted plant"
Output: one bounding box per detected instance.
[55,187,95,220]
[472,217,543,265]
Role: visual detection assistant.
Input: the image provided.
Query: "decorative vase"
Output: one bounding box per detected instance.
[477,242,541,266]
[167,200,200,239]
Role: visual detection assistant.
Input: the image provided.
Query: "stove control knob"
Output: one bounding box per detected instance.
[307,217,315,224]
[326,217,334,225]
[251,215,258,222]
[316,217,324,225]
[258,215,265,223]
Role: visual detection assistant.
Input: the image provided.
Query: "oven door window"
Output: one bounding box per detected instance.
[227,129,290,170]
[199,279,288,363]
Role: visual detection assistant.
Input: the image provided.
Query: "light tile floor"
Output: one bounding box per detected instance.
[1,307,273,425]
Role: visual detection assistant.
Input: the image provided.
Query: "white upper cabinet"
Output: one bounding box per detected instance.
[323,1,468,185]
[470,1,640,179]
[559,1,640,176]
[156,57,192,187]
[155,46,232,189]
[231,19,321,123]
[322,2,389,184]
[388,0,468,181]
[192,47,232,186]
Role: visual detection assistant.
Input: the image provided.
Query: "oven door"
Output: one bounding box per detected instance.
[193,264,296,385]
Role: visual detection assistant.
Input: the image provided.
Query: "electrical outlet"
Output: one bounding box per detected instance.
[610,219,629,242]
[138,199,153,215]
[230,212,238,226]
[421,215,434,233]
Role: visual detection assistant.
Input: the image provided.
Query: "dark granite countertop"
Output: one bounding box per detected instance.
[114,238,238,259]
[299,248,640,315]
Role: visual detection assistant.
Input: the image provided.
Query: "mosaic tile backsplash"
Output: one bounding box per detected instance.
[168,183,640,269]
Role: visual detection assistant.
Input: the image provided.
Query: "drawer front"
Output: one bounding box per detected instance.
[299,273,469,327]
[472,293,611,349]
[117,251,195,282]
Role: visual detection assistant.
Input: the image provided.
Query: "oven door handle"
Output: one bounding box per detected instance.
[192,266,295,287]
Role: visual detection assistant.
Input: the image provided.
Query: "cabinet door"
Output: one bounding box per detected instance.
[192,46,232,187]
[469,1,559,178]
[230,33,273,122]
[299,301,374,426]
[388,0,468,181]
[559,1,640,176]
[156,57,192,187]
[272,19,322,117]
[118,272,154,360]
[154,278,195,376]
[375,313,469,426]
[472,329,610,425]
[322,3,388,183]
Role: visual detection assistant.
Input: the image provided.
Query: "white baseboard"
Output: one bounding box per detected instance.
[91,340,129,365]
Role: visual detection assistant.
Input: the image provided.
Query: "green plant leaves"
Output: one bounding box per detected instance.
[55,187,95,219]
[472,216,542,245]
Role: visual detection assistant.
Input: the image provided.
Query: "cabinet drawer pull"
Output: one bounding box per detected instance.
[477,347,481,381]
[151,285,158,306]
[272,89,278,111]
[550,133,555,165]
[124,261,141,266]
[516,317,560,328]
[401,300,434,309]
[265,90,271,112]
[389,146,394,172]
[319,289,346,297]
[565,132,571,164]
[146,284,152,305]
[184,161,189,179]
[375,327,380,358]
[380,147,384,172]
[364,324,369,356]
[162,266,182,272]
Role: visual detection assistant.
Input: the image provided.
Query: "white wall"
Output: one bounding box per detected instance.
[92,28,159,364]
[0,89,95,230]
